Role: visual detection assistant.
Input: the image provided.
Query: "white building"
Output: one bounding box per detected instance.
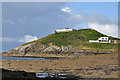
[54,28,74,33]
[89,37,109,43]
[98,37,109,40]
[89,40,99,43]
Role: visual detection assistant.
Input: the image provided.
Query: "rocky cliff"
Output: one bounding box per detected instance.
[3,29,118,56]
[6,42,110,57]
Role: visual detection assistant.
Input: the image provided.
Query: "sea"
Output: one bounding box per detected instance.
[1,56,47,60]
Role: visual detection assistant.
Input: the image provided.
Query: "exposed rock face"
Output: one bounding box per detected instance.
[43,45,61,54]
[61,45,73,53]
[9,43,37,55]
[9,43,73,55]
[7,42,110,56]
[43,44,73,54]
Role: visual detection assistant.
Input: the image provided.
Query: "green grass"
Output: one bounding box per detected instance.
[23,29,120,51]
[72,42,119,50]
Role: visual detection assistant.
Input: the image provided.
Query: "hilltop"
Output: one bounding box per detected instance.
[36,29,119,46]
[25,29,119,50]
[3,29,120,56]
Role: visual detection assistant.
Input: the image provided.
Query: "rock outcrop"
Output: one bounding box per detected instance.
[8,42,37,55]
[8,43,74,55]
[5,43,109,56]
[7,42,110,56]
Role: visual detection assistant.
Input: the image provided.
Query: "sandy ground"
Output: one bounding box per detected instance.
[1,52,119,78]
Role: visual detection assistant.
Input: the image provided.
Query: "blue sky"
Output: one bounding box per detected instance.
[2,2,118,52]
[66,2,118,20]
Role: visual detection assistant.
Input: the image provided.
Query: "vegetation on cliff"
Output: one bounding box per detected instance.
[26,29,118,51]
[4,29,120,56]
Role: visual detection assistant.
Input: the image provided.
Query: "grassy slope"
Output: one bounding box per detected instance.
[24,29,120,51]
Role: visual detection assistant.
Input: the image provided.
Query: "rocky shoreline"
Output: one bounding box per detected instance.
[1,43,119,79]
[2,68,118,80]
[2,43,112,57]
[1,68,84,80]
[1,51,119,78]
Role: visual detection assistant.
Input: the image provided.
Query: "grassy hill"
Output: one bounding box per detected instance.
[24,29,120,51]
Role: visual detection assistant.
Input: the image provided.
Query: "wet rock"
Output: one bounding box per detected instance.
[2,68,36,79]
[103,69,112,75]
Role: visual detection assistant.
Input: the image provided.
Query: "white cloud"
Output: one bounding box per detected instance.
[87,23,118,38]
[18,35,38,43]
[0,37,17,42]
[1,35,38,43]
[61,7,73,14]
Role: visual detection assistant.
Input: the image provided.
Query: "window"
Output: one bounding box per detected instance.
[102,38,104,40]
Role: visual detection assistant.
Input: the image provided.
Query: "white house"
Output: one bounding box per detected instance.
[98,37,109,41]
[54,28,74,33]
[89,37,109,43]
[98,37,109,43]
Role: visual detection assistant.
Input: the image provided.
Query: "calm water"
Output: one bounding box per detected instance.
[1,56,47,60]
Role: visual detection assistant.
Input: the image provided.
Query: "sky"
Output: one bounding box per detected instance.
[2,2,118,52]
